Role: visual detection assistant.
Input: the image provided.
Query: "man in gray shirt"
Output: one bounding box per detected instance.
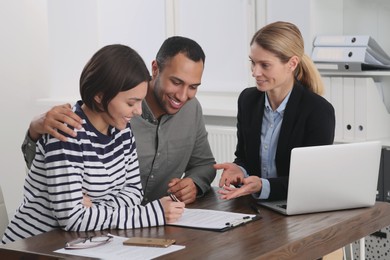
[22,36,216,204]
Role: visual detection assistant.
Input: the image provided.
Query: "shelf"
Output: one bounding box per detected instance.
[320,71,390,77]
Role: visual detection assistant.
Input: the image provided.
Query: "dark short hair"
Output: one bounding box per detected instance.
[155,36,206,71]
[79,44,150,112]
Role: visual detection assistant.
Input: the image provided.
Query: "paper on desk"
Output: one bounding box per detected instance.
[54,234,185,260]
[167,208,257,231]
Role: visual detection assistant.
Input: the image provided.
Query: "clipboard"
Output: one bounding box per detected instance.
[167,208,261,232]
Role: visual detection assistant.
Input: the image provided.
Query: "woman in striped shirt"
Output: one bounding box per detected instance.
[2,44,185,244]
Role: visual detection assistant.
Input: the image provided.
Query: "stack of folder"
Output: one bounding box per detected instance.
[322,75,390,142]
[311,35,390,71]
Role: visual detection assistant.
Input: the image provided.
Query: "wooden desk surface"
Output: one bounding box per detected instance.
[1,188,390,260]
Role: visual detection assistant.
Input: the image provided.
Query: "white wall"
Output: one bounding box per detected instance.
[0,0,52,221]
[175,0,256,92]
[44,0,168,100]
[265,0,343,56]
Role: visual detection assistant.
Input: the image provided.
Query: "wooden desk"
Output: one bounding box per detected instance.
[1,188,390,260]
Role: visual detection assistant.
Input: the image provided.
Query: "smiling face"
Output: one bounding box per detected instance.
[102,81,148,131]
[249,43,296,95]
[148,53,204,119]
[81,81,148,135]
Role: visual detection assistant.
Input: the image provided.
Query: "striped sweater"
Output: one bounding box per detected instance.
[2,101,165,244]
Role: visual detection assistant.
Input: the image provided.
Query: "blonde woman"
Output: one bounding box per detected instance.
[215,21,335,201]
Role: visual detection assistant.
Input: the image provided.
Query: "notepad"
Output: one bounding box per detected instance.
[55,234,185,260]
[167,208,260,232]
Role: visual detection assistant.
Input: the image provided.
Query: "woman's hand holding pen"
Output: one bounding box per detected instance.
[82,191,185,224]
[218,176,262,200]
[160,196,185,223]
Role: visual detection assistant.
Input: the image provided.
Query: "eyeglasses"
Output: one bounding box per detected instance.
[65,235,113,250]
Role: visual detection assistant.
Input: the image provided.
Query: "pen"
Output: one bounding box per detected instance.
[167,174,185,202]
[250,203,261,215]
[225,216,254,227]
[169,192,180,202]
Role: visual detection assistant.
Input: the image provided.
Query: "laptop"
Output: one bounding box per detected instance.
[258,141,382,215]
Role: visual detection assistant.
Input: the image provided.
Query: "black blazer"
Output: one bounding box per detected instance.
[234,82,335,200]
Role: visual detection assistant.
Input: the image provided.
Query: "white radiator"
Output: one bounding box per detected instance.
[206,125,237,187]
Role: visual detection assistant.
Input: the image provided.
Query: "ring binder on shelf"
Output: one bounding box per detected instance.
[314,62,390,72]
[311,35,390,72]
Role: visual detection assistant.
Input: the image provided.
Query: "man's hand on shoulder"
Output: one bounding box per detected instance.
[29,103,82,142]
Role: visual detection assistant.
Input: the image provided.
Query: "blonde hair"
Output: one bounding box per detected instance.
[250,21,324,96]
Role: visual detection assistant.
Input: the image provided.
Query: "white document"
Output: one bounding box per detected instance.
[54,234,185,260]
[167,208,258,231]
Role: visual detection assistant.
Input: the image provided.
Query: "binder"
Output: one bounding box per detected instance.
[314,35,376,47]
[342,78,355,140]
[325,75,390,142]
[312,35,390,72]
[315,62,390,72]
[313,35,390,59]
[312,46,390,66]
[313,35,387,55]
[354,78,367,140]
[330,77,343,141]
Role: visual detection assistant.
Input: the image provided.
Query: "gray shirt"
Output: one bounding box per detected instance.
[132,98,216,203]
[22,97,216,204]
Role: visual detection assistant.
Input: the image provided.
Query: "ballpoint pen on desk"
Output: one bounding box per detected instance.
[224,215,261,229]
[250,203,261,215]
[223,204,262,229]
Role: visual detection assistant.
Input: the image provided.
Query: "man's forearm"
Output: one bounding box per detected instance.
[28,118,43,142]
[21,131,37,169]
